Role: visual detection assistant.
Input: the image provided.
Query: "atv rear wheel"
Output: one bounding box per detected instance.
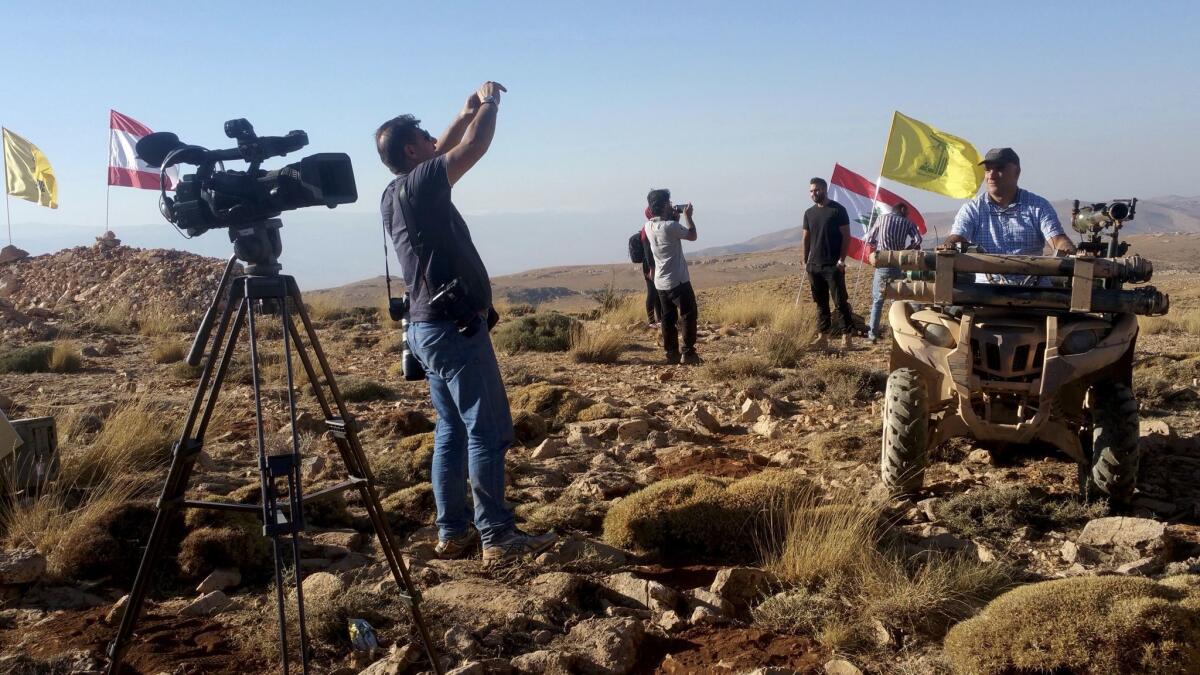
[881,368,929,495]
[1084,382,1140,505]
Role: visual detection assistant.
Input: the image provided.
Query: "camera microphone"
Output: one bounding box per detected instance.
[136,132,206,169]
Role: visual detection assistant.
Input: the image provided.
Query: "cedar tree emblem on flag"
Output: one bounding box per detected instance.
[827,164,925,263]
[109,110,178,190]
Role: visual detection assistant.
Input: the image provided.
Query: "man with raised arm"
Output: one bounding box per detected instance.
[375,82,556,563]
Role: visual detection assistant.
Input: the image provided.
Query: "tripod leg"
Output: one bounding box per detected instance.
[286,292,445,675]
[106,285,246,675]
[247,297,311,675]
[279,294,312,673]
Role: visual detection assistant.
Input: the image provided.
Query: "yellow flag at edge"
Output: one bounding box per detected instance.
[881,112,983,200]
[3,128,58,209]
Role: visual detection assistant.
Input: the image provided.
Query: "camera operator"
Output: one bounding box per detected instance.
[375,82,556,563]
[645,189,701,365]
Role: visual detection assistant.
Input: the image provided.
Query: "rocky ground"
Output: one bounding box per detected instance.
[1,238,1199,674]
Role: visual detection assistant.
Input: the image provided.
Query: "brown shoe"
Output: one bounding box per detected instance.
[841,333,854,349]
[482,529,558,563]
[435,529,480,560]
[808,334,828,350]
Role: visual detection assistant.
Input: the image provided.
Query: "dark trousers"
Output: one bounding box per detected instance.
[644,274,663,323]
[808,265,854,336]
[658,281,698,356]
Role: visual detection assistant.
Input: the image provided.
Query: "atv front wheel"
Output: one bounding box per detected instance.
[1084,382,1140,505]
[881,368,929,495]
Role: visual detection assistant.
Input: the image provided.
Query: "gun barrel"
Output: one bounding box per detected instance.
[885,280,1169,316]
[874,251,1153,283]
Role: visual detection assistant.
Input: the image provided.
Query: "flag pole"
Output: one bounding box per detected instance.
[3,128,11,246]
[104,112,111,233]
[856,112,901,305]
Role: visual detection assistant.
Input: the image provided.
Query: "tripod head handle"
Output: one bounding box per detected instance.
[188,255,240,367]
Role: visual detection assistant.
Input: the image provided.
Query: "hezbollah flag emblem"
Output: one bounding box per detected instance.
[3,128,58,209]
[881,112,983,199]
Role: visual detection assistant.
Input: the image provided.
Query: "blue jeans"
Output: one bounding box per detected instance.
[407,320,515,546]
[869,268,905,339]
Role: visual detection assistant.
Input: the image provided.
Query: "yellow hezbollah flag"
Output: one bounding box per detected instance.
[3,128,58,209]
[881,112,983,199]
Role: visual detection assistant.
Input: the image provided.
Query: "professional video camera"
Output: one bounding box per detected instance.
[135,118,357,236]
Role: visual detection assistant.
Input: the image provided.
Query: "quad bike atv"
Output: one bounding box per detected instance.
[874,199,1169,504]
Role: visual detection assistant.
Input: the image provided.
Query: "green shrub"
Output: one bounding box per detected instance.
[0,343,53,373]
[602,471,811,563]
[697,355,774,383]
[509,383,594,429]
[371,433,436,492]
[493,312,577,353]
[944,575,1200,675]
[339,377,394,402]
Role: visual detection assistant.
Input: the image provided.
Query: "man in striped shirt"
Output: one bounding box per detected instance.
[863,203,922,343]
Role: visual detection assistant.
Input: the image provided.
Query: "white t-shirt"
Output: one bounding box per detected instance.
[645,218,692,291]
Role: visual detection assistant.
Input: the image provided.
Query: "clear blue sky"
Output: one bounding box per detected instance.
[3,1,1198,277]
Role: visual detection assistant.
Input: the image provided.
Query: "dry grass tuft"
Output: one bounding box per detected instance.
[755,489,1011,648]
[137,299,185,336]
[601,293,647,327]
[944,575,1200,675]
[48,339,82,373]
[1139,309,1200,336]
[60,397,176,487]
[305,295,350,323]
[0,343,53,373]
[602,471,812,563]
[150,340,186,364]
[936,485,1106,542]
[707,289,780,328]
[768,359,886,402]
[371,433,436,492]
[94,298,134,333]
[569,323,627,364]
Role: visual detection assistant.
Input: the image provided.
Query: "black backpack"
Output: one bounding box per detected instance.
[628,230,645,264]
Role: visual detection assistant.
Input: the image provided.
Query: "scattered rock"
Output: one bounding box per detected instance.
[563,617,644,675]
[752,416,782,440]
[181,590,231,617]
[360,643,420,675]
[656,610,685,633]
[600,572,679,612]
[510,650,575,674]
[824,659,863,675]
[616,419,650,442]
[684,588,734,621]
[1078,516,1169,563]
[966,449,992,465]
[445,624,481,657]
[104,594,130,625]
[196,567,241,594]
[709,567,774,614]
[0,245,29,263]
[0,548,46,585]
[739,399,764,423]
[531,438,565,460]
[690,404,722,433]
[447,663,485,675]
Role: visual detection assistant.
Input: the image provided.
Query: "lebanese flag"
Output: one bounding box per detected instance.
[828,163,926,263]
[108,110,178,190]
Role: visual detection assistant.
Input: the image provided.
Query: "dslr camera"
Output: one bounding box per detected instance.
[390,295,426,382]
[673,202,690,217]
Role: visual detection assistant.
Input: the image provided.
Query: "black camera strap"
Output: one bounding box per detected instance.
[385,179,437,305]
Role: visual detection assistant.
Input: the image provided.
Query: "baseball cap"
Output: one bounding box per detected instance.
[980,147,1020,166]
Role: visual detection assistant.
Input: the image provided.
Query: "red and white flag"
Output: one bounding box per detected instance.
[108,110,178,190]
[828,163,926,263]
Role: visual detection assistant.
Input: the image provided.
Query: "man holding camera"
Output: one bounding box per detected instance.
[375,82,556,563]
[645,189,701,365]
[939,148,1076,272]
[802,177,855,349]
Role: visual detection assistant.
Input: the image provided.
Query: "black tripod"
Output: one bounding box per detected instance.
[106,221,442,675]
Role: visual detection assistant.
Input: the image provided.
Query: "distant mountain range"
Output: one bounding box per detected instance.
[693,195,1200,257]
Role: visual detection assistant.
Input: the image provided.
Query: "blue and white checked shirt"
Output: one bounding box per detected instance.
[950,188,1065,256]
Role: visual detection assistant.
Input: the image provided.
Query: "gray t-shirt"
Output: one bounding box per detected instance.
[645,218,692,291]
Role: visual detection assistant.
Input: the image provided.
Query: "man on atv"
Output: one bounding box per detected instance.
[939,148,1076,283]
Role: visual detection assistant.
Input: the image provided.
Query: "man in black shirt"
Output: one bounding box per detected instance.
[376,82,555,563]
[801,177,855,350]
